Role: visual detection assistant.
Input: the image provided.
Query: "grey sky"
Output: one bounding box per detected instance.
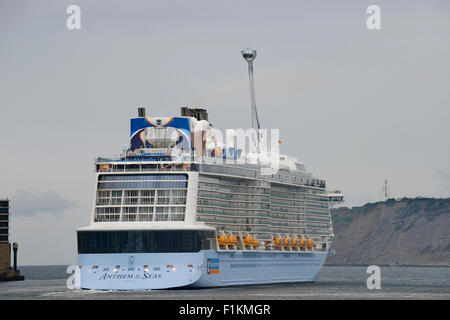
[12,189,80,217]
[0,0,449,265]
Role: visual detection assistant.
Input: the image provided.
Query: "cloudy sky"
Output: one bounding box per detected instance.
[0,0,449,265]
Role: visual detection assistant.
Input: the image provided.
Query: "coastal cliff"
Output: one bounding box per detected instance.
[326,197,450,266]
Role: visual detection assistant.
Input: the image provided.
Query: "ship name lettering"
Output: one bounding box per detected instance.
[98,273,136,280]
[142,273,162,279]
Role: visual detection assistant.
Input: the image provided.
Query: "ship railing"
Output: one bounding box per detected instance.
[96,158,327,189]
[216,244,328,253]
[97,163,192,173]
[215,231,329,253]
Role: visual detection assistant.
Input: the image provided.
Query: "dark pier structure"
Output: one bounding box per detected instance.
[0,199,24,281]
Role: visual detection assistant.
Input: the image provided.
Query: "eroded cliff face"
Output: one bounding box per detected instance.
[326,198,450,266]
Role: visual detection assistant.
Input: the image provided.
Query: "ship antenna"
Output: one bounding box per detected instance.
[382,179,391,199]
[241,48,261,155]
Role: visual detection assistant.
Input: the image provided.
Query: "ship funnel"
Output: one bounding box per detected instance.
[138,107,146,117]
[181,107,208,121]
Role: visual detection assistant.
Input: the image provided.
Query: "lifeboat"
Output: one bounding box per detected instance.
[242,235,259,247]
[299,238,306,249]
[243,235,253,247]
[282,238,290,248]
[218,234,227,247]
[251,237,259,247]
[273,237,282,248]
[228,235,238,246]
[307,237,315,249]
[291,238,298,248]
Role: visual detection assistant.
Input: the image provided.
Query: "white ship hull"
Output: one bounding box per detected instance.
[77,248,329,290]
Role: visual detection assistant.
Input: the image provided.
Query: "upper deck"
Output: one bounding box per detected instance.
[95,157,326,190]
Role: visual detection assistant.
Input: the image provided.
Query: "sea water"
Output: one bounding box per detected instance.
[0,265,448,300]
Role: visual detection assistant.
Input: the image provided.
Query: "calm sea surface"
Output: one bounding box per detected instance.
[0,265,448,300]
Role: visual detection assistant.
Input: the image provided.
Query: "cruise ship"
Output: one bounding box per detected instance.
[76,50,342,290]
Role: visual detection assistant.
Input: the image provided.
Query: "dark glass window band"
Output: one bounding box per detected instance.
[98,181,188,189]
[77,230,216,254]
[98,174,188,181]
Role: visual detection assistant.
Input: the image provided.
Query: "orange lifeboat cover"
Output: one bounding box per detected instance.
[273,237,281,247]
[218,235,227,246]
[300,238,306,247]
